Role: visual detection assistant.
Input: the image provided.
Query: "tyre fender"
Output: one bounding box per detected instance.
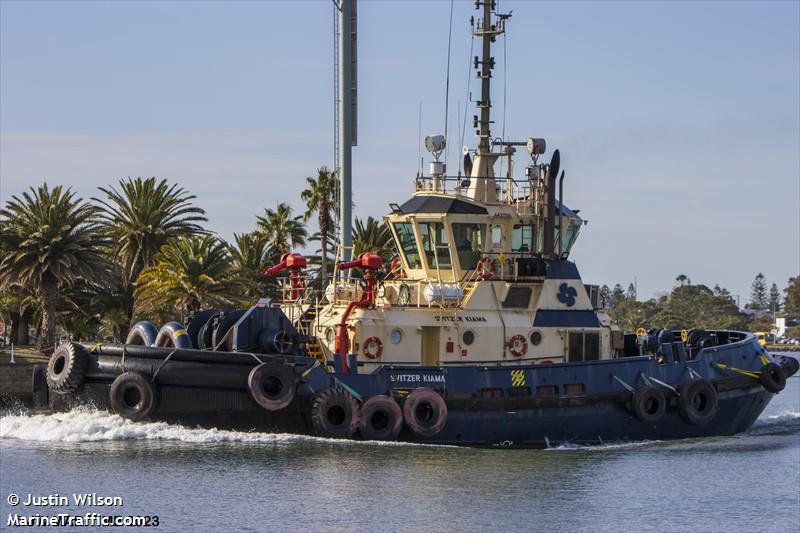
[359,395,403,441]
[247,362,296,411]
[678,379,718,426]
[310,388,360,438]
[46,342,89,395]
[402,388,448,438]
[630,386,666,424]
[109,371,158,421]
[759,362,786,393]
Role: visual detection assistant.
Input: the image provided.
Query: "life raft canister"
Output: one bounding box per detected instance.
[359,395,403,441]
[363,336,383,359]
[247,362,296,411]
[402,388,448,438]
[759,362,786,393]
[310,388,360,438]
[46,342,89,395]
[678,379,718,426]
[476,256,496,280]
[630,386,666,424]
[508,335,528,357]
[109,371,158,421]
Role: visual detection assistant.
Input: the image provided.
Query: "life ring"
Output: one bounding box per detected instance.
[125,321,158,347]
[759,363,786,393]
[154,321,192,349]
[508,335,528,357]
[109,371,158,421]
[635,327,647,336]
[247,362,296,411]
[678,379,718,426]
[359,395,403,441]
[476,256,496,280]
[630,386,666,423]
[402,388,448,438]
[46,342,89,395]
[310,388,360,438]
[363,336,383,359]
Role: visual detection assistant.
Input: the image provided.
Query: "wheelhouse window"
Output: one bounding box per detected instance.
[392,222,421,269]
[512,224,533,252]
[452,223,486,270]
[417,222,452,269]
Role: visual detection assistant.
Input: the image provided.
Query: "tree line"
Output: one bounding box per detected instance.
[601,274,800,336]
[0,171,394,350]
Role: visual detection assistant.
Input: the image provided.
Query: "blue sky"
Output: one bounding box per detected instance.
[1,0,798,304]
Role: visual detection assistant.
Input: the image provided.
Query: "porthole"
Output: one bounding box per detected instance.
[530,331,542,346]
[390,329,403,345]
[325,327,335,345]
[462,330,476,346]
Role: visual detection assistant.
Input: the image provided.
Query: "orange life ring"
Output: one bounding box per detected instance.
[508,334,528,357]
[363,336,383,359]
[476,256,496,280]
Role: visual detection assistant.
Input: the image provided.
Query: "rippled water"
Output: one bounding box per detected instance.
[1,362,798,532]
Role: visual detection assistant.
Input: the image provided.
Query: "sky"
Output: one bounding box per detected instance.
[1,0,798,304]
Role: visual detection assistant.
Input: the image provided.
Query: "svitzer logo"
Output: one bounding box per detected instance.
[557,283,577,307]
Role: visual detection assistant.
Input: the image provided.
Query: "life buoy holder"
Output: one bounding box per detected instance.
[508,335,528,357]
[363,336,383,359]
[476,256,496,280]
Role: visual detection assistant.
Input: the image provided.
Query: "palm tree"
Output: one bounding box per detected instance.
[255,202,307,256]
[352,216,395,260]
[229,232,274,300]
[93,177,207,324]
[301,167,338,284]
[134,235,240,316]
[0,184,109,350]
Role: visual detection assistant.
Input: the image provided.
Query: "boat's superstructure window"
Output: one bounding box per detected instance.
[392,222,421,269]
[512,224,533,252]
[418,222,452,269]
[452,223,486,270]
[568,331,600,362]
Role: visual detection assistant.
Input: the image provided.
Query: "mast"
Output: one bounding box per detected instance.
[337,0,357,264]
[466,1,509,203]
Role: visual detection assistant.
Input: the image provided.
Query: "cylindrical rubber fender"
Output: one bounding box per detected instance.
[109,371,158,421]
[92,343,275,366]
[258,329,292,354]
[46,342,89,394]
[186,310,217,349]
[125,321,158,347]
[95,356,251,391]
[247,362,296,411]
[759,363,786,393]
[779,355,799,378]
[310,388,360,438]
[359,395,403,441]
[678,379,718,426]
[630,386,666,424]
[211,310,246,351]
[154,321,192,349]
[402,388,448,438]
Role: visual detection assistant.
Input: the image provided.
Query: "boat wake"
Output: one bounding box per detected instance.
[0,407,449,448]
[746,409,800,436]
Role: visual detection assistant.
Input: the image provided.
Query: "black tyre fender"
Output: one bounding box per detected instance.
[779,355,799,378]
[154,321,192,349]
[760,362,786,393]
[678,379,718,426]
[247,362,296,411]
[310,388,360,438]
[630,386,666,424]
[125,321,158,346]
[31,364,49,409]
[109,371,158,421]
[46,342,89,394]
[359,395,403,441]
[402,388,448,438]
[186,310,217,349]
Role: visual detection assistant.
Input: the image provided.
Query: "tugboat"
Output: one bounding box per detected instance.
[39,1,798,447]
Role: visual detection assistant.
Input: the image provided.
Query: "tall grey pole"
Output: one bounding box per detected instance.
[339,0,353,264]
